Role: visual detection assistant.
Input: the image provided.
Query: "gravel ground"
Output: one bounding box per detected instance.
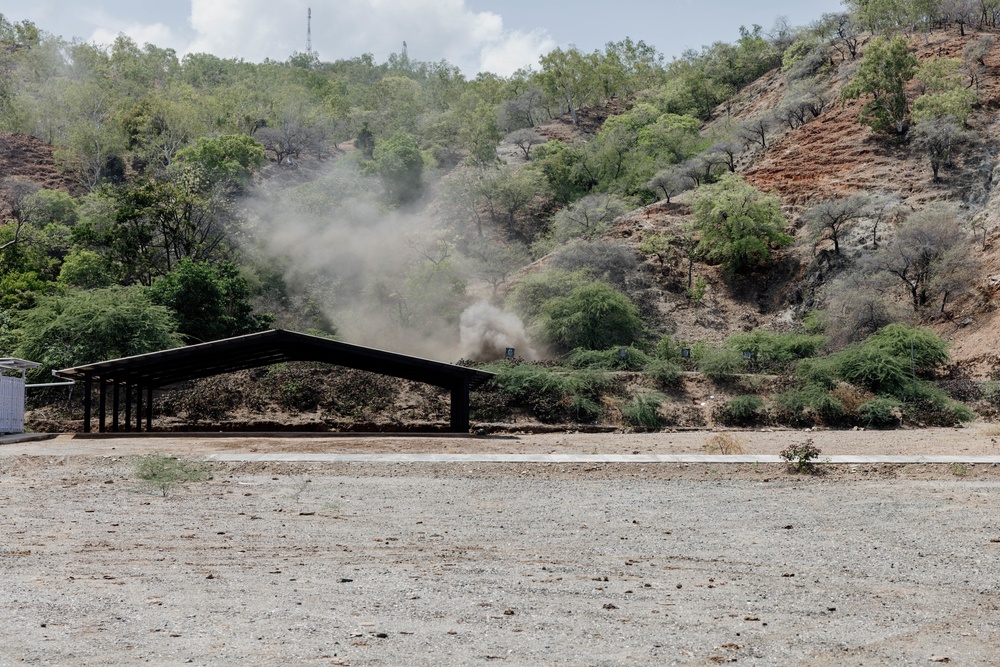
[1,431,1000,666]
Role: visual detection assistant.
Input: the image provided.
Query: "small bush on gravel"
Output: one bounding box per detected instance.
[135,454,209,496]
[780,439,821,473]
[622,391,666,429]
[718,394,766,426]
[704,433,746,454]
[857,397,903,429]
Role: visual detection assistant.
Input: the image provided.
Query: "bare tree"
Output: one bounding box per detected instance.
[943,0,980,34]
[645,166,692,203]
[497,88,546,132]
[0,179,41,251]
[738,116,773,152]
[962,35,993,90]
[704,141,742,173]
[823,270,903,346]
[505,128,545,160]
[816,12,861,62]
[679,157,706,187]
[464,237,531,299]
[866,191,902,247]
[911,117,970,182]
[865,204,977,312]
[805,193,872,255]
[550,193,631,242]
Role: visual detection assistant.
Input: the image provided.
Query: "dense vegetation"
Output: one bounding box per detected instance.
[0,2,996,429]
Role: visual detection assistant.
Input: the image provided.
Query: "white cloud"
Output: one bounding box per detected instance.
[479,28,555,76]
[184,0,554,75]
[90,22,178,50]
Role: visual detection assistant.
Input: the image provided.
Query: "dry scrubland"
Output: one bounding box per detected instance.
[2,431,1000,666]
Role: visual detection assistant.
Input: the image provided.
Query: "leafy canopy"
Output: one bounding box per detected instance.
[691,173,791,277]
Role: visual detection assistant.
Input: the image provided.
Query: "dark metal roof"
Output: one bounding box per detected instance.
[54,329,494,390]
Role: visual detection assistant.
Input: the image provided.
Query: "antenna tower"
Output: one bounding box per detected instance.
[307,8,312,55]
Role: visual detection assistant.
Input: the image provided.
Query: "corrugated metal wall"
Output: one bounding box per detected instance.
[0,375,26,434]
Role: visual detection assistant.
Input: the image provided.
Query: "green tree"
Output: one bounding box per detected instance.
[11,286,182,376]
[174,134,266,188]
[368,131,424,204]
[147,259,273,343]
[540,282,644,353]
[538,46,598,125]
[841,36,918,134]
[691,173,791,277]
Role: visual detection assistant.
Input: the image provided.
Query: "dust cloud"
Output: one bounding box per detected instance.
[245,161,539,363]
[459,302,538,362]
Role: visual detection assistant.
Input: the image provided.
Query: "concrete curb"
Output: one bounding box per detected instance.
[0,433,58,445]
[202,453,1000,464]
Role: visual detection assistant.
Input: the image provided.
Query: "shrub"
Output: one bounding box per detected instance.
[780,439,821,473]
[865,323,950,375]
[655,336,707,364]
[724,330,826,368]
[704,433,746,454]
[836,345,911,395]
[567,346,650,371]
[773,385,843,426]
[718,394,766,426]
[983,382,1000,408]
[568,395,603,423]
[506,269,593,323]
[857,397,902,429]
[135,454,209,496]
[645,358,683,389]
[278,379,321,411]
[490,364,608,423]
[691,173,792,277]
[540,282,645,353]
[796,356,840,389]
[898,382,976,426]
[622,391,666,430]
[700,348,744,381]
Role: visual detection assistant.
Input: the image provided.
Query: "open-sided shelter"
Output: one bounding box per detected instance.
[54,329,495,433]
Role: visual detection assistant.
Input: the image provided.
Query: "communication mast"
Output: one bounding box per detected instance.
[307,8,312,55]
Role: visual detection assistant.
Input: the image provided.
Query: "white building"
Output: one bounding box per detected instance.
[0,358,40,434]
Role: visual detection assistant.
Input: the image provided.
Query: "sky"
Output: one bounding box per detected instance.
[0,0,846,76]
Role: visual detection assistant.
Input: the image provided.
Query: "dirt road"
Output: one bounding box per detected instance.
[1,429,999,665]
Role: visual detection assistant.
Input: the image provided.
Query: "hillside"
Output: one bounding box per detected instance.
[579,27,1000,380]
[4,14,1000,431]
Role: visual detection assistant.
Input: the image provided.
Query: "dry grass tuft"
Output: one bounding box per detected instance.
[704,433,747,455]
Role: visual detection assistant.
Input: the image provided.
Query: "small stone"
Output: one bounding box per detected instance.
[930,657,951,663]
[602,603,618,610]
